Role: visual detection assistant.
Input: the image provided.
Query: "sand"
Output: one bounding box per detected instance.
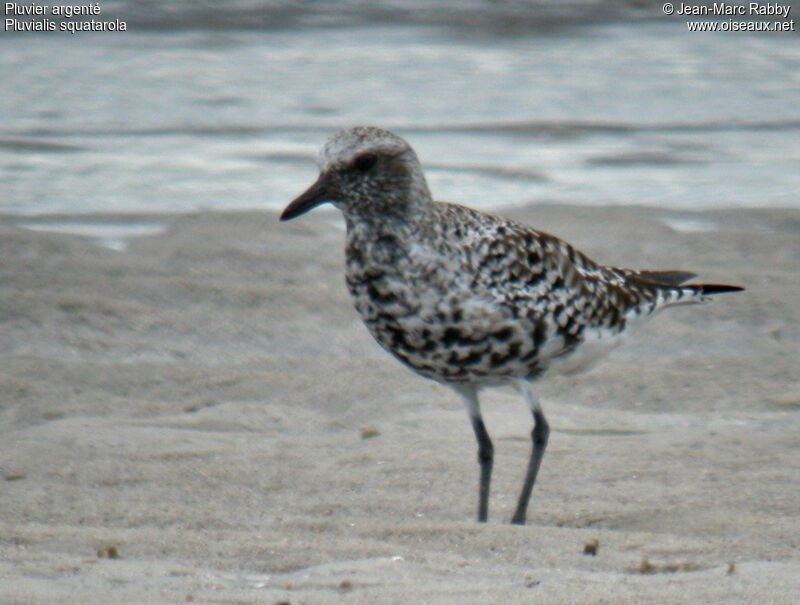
[1,204,798,604]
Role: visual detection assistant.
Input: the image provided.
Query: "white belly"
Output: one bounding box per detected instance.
[544,327,626,376]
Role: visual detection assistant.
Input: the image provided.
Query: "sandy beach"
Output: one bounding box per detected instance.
[0,204,798,604]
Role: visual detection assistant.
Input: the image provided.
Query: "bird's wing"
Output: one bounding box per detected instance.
[435,202,729,329]
[454,211,685,331]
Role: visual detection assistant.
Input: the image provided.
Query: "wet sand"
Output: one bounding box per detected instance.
[1,204,798,603]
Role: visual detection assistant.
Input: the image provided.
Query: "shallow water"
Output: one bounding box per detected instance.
[2,4,799,216]
[17,219,166,250]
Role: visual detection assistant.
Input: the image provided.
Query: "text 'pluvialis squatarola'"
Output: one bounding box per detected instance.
[281,126,743,525]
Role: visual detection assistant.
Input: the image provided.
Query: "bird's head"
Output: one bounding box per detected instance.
[280,126,431,222]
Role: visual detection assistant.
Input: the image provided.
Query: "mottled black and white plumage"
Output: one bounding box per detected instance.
[281,126,743,525]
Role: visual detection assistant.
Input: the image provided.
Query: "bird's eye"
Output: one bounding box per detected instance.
[352,153,377,172]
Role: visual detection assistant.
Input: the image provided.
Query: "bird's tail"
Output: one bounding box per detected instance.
[656,281,744,309]
[633,270,744,295]
[665,283,744,312]
[687,283,745,295]
[625,270,743,314]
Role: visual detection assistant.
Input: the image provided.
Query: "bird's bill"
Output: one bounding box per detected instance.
[280,174,331,221]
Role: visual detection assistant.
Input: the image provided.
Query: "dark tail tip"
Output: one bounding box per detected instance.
[697,284,745,295]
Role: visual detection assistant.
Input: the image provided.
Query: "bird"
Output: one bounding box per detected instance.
[280,126,743,525]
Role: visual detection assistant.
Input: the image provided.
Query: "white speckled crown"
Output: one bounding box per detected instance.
[318,126,412,169]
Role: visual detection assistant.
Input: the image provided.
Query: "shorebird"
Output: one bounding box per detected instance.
[280,126,743,525]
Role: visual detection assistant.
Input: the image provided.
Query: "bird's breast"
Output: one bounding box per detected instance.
[343,233,545,383]
[345,232,441,324]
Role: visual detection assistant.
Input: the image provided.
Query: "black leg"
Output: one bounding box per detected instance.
[510,409,549,525]
[469,415,494,523]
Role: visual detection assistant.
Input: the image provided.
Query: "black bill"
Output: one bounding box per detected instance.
[280,174,332,221]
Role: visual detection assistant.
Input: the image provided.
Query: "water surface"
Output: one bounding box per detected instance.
[2,5,798,215]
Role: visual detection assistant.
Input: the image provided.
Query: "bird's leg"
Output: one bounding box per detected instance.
[457,386,494,522]
[471,414,494,523]
[511,380,549,526]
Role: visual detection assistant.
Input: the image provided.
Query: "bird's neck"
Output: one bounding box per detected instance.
[342,194,433,237]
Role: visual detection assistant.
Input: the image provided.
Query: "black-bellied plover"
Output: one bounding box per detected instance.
[280,126,743,525]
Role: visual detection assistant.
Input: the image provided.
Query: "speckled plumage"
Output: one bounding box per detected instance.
[281,126,743,525]
[344,200,709,384]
